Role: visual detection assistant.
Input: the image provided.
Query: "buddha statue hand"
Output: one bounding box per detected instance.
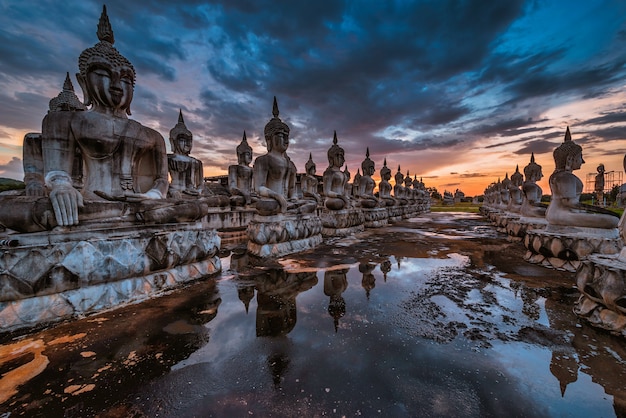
[94,189,164,202]
[46,170,84,226]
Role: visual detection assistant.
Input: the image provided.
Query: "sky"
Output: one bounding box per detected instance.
[1,0,626,197]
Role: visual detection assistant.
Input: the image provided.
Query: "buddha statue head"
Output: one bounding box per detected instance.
[169,110,193,156]
[305,153,316,175]
[523,153,543,182]
[361,148,375,176]
[236,131,253,166]
[380,158,391,181]
[553,127,584,171]
[263,96,290,153]
[76,5,136,117]
[327,131,345,169]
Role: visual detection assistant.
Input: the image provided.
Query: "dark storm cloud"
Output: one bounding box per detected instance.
[575,110,626,126]
[514,139,559,156]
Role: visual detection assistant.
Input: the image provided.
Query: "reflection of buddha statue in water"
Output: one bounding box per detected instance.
[521,153,547,218]
[322,131,351,210]
[228,131,255,206]
[252,97,317,216]
[302,153,322,205]
[324,268,348,332]
[546,127,619,229]
[0,6,212,232]
[378,159,396,206]
[167,110,204,198]
[359,263,376,299]
[358,148,379,208]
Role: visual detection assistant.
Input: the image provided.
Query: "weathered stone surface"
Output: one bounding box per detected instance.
[247,213,323,257]
[320,208,365,237]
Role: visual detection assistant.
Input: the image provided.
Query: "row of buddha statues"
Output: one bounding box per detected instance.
[480,127,626,338]
[0,6,428,236]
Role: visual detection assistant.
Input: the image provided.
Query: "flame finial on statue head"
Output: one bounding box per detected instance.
[97,5,115,44]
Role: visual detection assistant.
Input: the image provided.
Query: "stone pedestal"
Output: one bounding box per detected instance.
[0,221,221,332]
[247,213,323,257]
[574,249,626,337]
[387,206,404,223]
[320,208,365,237]
[363,207,389,228]
[524,225,622,271]
[506,216,547,242]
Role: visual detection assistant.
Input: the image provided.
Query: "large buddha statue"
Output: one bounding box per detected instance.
[546,127,618,228]
[322,131,351,210]
[358,148,378,208]
[302,153,322,205]
[0,6,210,232]
[378,158,396,206]
[521,153,547,218]
[252,97,316,216]
[228,131,255,206]
[167,110,204,198]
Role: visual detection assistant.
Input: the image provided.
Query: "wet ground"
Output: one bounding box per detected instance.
[1,212,625,417]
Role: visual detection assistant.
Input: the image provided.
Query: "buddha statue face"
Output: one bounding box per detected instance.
[266,128,289,153]
[238,148,252,166]
[380,167,391,181]
[566,151,584,171]
[85,59,134,113]
[175,133,192,155]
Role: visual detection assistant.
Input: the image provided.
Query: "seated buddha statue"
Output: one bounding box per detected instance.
[393,165,407,204]
[352,169,362,199]
[404,171,415,202]
[358,148,379,208]
[302,153,322,205]
[500,174,512,208]
[167,110,204,198]
[545,127,618,228]
[521,153,547,218]
[322,131,351,210]
[507,165,524,212]
[228,131,255,206]
[252,97,316,216]
[378,159,396,206]
[343,165,352,199]
[0,6,210,232]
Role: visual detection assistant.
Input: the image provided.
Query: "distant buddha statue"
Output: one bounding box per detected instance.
[500,174,512,208]
[252,97,316,216]
[322,131,351,210]
[343,165,352,199]
[521,153,547,217]
[358,148,378,208]
[228,131,255,206]
[0,6,210,232]
[378,158,396,206]
[594,163,605,204]
[167,110,204,198]
[546,127,618,228]
[302,153,322,205]
[352,169,362,199]
[404,171,414,201]
[507,165,523,212]
[394,165,407,204]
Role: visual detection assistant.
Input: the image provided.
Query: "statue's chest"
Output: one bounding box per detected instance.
[74,117,140,160]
